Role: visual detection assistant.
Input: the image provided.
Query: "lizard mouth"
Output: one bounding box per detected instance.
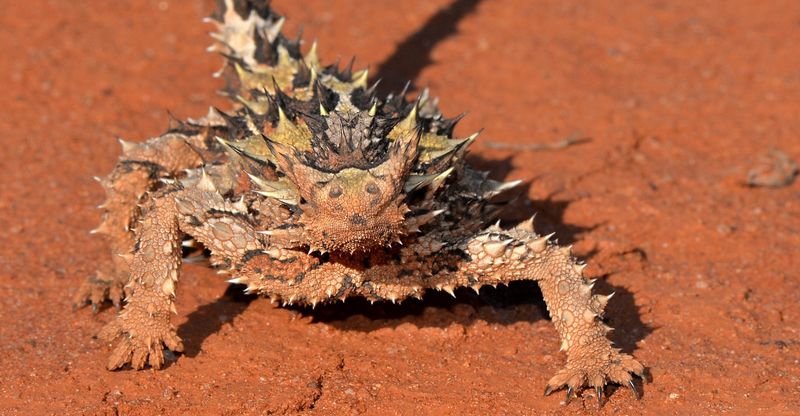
[301,208,407,254]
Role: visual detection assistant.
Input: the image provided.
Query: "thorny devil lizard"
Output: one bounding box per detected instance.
[75,0,644,406]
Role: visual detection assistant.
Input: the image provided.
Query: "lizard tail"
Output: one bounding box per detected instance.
[208,0,293,69]
[207,0,373,114]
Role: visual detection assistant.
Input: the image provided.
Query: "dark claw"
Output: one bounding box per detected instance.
[628,380,640,400]
[564,386,574,404]
[543,385,555,397]
[595,386,603,407]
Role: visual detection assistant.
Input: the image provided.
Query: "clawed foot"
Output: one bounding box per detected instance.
[98,308,184,370]
[544,349,644,406]
[73,271,126,312]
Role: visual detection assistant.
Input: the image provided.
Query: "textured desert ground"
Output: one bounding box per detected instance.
[0,0,798,414]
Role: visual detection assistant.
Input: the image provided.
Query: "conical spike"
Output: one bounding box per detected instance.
[389,101,418,140]
[319,102,328,116]
[116,252,133,263]
[308,66,318,86]
[484,179,523,198]
[277,105,288,124]
[368,101,378,117]
[528,232,554,252]
[400,80,411,98]
[232,196,247,212]
[483,239,513,258]
[593,292,614,310]
[90,221,114,235]
[580,281,595,296]
[118,137,136,153]
[197,169,217,192]
[518,214,536,232]
[403,167,454,192]
[428,167,454,192]
[366,79,381,95]
[266,16,286,42]
[353,68,369,88]
[305,40,319,68]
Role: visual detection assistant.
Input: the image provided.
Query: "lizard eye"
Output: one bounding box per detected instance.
[365,183,379,194]
[328,186,343,198]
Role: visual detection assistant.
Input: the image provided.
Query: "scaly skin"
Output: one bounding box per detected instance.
[79,0,644,405]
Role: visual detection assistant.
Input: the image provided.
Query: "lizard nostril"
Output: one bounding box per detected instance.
[349,214,366,225]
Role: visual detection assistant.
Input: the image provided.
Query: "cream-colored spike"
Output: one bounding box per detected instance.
[484,179,523,198]
[404,167,454,192]
[89,222,113,235]
[304,40,319,69]
[118,138,137,153]
[483,239,513,258]
[231,196,248,213]
[443,286,456,297]
[246,173,299,205]
[388,102,418,140]
[593,292,614,310]
[579,281,595,296]
[265,16,285,43]
[197,169,217,192]
[528,232,554,252]
[352,68,369,88]
[277,105,289,124]
[485,219,502,232]
[517,215,536,232]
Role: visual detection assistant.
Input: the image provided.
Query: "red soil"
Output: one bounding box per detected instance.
[1,0,799,414]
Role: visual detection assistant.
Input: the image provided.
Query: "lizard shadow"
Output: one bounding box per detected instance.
[373,0,485,94]
[178,282,256,358]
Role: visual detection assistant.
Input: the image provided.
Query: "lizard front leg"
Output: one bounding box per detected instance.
[420,220,644,404]
[98,192,185,370]
[77,133,206,310]
[98,179,266,370]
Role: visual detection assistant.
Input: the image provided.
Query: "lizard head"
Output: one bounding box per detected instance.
[264,108,420,253]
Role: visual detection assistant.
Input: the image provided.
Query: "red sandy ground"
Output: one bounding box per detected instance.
[1,0,799,414]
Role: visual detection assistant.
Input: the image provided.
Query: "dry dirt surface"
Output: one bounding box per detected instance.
[1,0,799,414]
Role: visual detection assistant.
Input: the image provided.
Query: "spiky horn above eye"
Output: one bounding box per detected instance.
[264,138,334,201]
[368,129,421,193]
[404,167,454,193]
